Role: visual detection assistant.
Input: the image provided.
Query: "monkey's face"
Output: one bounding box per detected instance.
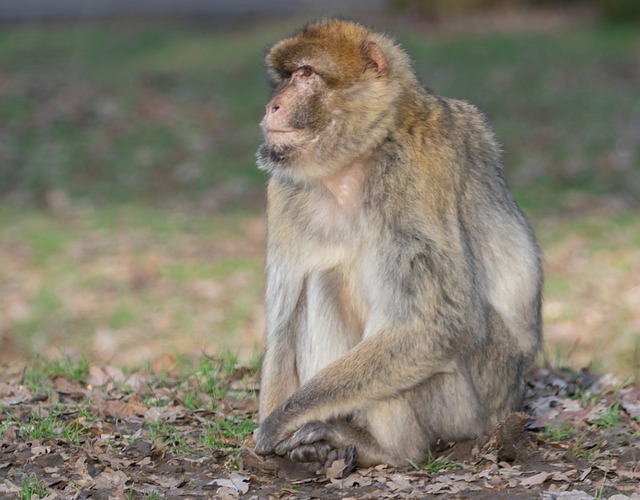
[260,65,329,158]
[257,19,398,183]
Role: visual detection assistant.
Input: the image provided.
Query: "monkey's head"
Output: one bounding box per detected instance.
[257,19,414,183]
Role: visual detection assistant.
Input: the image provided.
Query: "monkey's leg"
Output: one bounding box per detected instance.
[274,420,399,467]
[274,392,430,468]
[465,306,532,422]
[282,438,357,474]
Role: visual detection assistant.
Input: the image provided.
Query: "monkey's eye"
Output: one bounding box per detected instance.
[300,66,314,78]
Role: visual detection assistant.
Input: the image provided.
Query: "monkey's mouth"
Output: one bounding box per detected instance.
[263,128,307,149]
[265,128,296,134]
[264,128,298,141]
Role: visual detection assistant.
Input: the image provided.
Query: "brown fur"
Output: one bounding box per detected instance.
[255,19,542,468]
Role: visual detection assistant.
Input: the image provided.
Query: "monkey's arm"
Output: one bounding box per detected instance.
[258,258,305,419]
[259,181,314,419]
[256,237,482,454]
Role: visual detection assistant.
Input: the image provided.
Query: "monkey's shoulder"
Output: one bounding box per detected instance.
[386,94,503,182]
[416,95,498,150]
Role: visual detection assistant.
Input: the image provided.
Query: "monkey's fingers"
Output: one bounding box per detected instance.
[324,445,358,477]
[287,441,332,463]
[274,421,328,455]
[254,428,278,456]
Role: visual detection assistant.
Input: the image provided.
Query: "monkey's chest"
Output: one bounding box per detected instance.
[304,200,362,242]
[292,173,366,241]
[296,261,368,383]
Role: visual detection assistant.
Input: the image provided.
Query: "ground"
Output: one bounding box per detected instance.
[1,358,638,499]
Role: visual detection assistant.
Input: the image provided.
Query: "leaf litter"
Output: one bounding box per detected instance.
[1,361,639,499]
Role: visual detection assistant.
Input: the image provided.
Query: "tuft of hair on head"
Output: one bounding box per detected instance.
[265,18,414,89]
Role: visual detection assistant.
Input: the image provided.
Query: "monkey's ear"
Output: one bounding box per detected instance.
[362,41,389,77]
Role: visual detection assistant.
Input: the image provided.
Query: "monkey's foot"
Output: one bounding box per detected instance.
[286,444,357,479]
[323,445,357,478]
[286,441,332,463]
[275,421,343,457]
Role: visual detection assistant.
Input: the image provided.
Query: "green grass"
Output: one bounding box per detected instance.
[538,207,640,375]
[126,489,160,500]
[41,356,90,382]
[201,416,257,452]
[0,353,260,497]
[20,475,49,500]
[0,21,638,204]
[407,451,461,473]
[0,417,15,439]
[398,24,640,212]
[0,19,639,373]
[165,257,261,282]
[12,405,92,444]
[540,423,603,460]
[0,203,265,365]
[147,420,193,453]
[540,421,577,442]
[0,22,282,201]
[589,402,622,428]
[1,352,258,459]
[23,356,90,392]
[193,353,244,408]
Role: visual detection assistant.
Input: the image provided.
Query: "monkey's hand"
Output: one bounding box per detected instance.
[274,422,359,471]
[255,417,332,463]
[254,409,297,456]
[255,405,331,455]
[273,422,337,456]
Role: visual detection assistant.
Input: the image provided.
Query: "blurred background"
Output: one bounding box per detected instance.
[0,0,638,377]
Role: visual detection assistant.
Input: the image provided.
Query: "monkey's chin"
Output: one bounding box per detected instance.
[257,142,298,171]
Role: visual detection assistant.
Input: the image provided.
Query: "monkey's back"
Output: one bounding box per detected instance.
[378,89,543,358]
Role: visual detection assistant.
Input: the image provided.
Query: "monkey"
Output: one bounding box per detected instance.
[254,19,543,469]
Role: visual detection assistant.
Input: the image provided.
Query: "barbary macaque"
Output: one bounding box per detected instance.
[254,19,543,468]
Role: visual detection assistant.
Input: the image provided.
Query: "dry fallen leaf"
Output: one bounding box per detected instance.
[104,365,125,382]
[520,471,550,487]
[333,472,373,488]
[216,486,240,499]
[124,373,147,391]
[90,469,129,490]
[0,482,21,494]
[148,474,184,488]
[578,467,592,481]
[103,399,147,420]
[30,445,51,458]
[326,458,349,480]
[543,489,594,500]
[209,473,250,495]
[621,388,640,419]
[144,404,186,422]
[0,382,31,405]
[386,473,414,492]
[616,469,640,480]
[87,365,110,387]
